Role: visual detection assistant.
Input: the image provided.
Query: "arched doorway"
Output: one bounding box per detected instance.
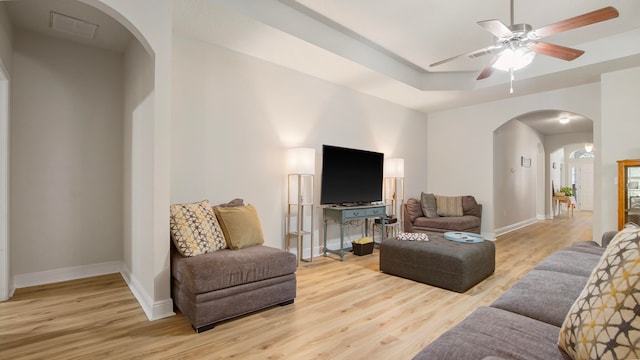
[568,145,595,211]
[493,110,594,235]
[0,0,166,320]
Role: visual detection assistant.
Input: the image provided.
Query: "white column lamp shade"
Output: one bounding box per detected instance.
[287,148,315,175]
[384,158,404,178]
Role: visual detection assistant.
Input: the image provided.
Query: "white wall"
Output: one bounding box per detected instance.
[550,148,564,193]
[10,30,123,275]
[428,83,600,240]
[123,37,154,301]
[171,34,428,251]
[82,0,173,320]
[601,66,640,234]
[493,120,542,232]
[0,3,12,75]
[0,2,11,301]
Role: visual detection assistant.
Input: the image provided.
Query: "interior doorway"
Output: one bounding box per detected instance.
[571,161,594,211]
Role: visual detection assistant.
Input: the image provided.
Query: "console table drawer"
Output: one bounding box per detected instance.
[342,207,384,219]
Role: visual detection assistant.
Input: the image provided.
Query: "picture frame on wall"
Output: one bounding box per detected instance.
[521,156,532,168]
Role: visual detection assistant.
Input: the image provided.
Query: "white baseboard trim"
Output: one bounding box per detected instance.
[13,261,123,289]
[482,232,497,241]
[119,264,175,321]
[495,217,539,237]
[13,261,174,321]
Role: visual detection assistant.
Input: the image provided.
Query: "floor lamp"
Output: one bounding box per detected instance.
[384,158,404,233]
[286,148,315,266]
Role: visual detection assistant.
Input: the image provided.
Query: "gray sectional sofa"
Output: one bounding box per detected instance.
[412,231,617,360]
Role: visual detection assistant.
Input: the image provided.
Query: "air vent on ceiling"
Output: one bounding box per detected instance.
[49,11,98,40]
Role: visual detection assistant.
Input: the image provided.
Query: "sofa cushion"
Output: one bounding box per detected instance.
[412,306,566,360]
[420,193,439,218]
[563,241,606,256]
[216,204,265,250]
[405,198,424,222]
[491,269,589,327]
[436,195,463,217]
[170,200,227,257]
[534,249,603,277]
[558,224,640,360]
[172,245,297,294]
[414,215,481,232]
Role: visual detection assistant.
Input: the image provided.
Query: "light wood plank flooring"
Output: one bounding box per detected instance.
[0,212,593,359]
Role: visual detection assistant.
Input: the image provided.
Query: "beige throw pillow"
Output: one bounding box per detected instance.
[170,200,227,257]
[436,196,463,217]
[558,223,640,359]
[215,204,265,250]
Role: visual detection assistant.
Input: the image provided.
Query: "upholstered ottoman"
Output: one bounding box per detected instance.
[379,233,495,292]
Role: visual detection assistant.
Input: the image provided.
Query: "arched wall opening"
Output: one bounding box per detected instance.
[492,110,594,237]
[0,0,170,320]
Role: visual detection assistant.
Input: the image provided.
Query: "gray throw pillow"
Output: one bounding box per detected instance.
[420,192,439,218]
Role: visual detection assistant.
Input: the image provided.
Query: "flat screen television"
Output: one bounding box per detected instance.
[320,145,384,205]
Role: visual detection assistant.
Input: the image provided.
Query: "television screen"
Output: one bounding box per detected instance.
[320,145,384,205]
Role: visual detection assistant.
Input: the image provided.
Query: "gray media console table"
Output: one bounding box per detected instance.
[323,204,386,261]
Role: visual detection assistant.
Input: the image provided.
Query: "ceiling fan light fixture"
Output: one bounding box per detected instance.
[492,47,536,71]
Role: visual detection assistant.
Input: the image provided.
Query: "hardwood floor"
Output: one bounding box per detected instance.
[0,212,594,359]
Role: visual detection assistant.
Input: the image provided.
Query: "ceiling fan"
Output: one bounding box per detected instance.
[429,1,620,80]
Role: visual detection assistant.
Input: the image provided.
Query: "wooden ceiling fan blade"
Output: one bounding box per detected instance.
[430,46,496,67]
[533,6,619,38]
[477,19,513,39]
[476,53,502,80]
[529,42,585,61]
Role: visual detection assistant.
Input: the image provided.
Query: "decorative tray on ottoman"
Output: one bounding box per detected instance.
[444,231,484,243]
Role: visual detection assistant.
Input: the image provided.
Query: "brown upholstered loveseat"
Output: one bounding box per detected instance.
[403,194,482,234]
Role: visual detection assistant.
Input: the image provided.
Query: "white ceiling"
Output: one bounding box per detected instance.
[173,0,640,117]
[5,0,131,53]
[516,110,593,136]
[5,0,640,133]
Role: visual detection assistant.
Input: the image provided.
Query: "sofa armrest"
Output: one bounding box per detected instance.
[403,204,414,233]
[601,230,618,248]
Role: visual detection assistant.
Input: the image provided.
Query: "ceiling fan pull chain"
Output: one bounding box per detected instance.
[510,67,514,94]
